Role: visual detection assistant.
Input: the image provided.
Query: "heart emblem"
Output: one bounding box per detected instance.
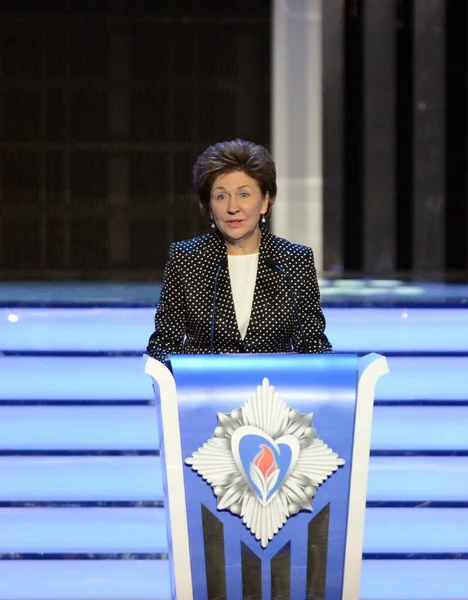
[231,426,300,505]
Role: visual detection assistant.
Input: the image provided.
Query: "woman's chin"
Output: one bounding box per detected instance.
[220,227,250,241]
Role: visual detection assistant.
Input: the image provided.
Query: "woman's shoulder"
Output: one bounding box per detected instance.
[170,231,222,258]
[171,232,213,254]
[267,232,313,259]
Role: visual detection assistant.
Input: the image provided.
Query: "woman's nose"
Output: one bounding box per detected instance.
[227,196,239,213]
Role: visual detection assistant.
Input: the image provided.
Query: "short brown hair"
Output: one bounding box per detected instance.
[193,139,277,222]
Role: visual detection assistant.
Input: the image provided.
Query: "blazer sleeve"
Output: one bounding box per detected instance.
[146,244,187,365]
[293,247,332,353]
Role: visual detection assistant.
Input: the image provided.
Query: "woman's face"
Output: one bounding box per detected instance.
[210,170,269,253]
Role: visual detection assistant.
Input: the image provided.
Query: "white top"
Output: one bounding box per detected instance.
[228,252,259,339]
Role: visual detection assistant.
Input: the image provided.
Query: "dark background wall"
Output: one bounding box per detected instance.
[323,0,468,280]
[1,0,467,281]
[0,0,271,280]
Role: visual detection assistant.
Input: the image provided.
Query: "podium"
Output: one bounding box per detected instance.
[145,353,388,600]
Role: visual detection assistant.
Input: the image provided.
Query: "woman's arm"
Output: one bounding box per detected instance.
[146,244,187,366]
[293,248,332,353]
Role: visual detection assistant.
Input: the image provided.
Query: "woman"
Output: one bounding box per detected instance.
[147,139,332,366]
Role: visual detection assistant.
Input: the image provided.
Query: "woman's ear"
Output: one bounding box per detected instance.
[262,191,270,215]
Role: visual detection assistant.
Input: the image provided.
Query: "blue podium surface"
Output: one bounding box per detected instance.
[145,353,388,600]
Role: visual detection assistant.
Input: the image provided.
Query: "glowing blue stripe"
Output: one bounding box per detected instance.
[0,456,465,502]
[367,457,468,502]
[2,355,467,402]
[326,307,468,352]
[0,559,465,600]
[0,507,464,555]
[0,356,153,401]
[0,508,167,553]
[0,456,162,501]
[370,406,468,450]
[0,405,464,451]
[2,306,468,353]
[0,406,159,450]
[363,508,468,553]
[0,560,169,600]
[0,307,152,352]
[360,560,468,599]
[376,357,468,401]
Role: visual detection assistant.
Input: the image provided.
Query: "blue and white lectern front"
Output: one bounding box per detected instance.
[145,353,388,600]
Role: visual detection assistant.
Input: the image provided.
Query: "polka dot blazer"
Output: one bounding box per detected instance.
[147,228,332,365]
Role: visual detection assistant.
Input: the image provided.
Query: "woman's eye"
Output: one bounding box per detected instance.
[241,192,250,198]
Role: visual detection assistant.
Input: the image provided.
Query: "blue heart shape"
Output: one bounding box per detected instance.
[238,434,293,503]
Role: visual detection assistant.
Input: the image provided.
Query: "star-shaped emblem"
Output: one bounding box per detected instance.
[186,378,345,547]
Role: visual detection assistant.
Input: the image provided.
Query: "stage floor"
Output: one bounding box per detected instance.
[0,278,467,307]
[0,280,467,600]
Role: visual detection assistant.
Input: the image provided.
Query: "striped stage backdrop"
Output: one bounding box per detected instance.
[322,0,467,280]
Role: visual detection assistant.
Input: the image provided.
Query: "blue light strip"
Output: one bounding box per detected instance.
[0,507,464,555]
[0,560,170,600]
[360,560,468,600]
[363,508,468,553]
[325,307,468,352]
[376,357,468,401]
[0,559,465,600]
[0,406,159,450]
[0,405,465,451]
[367,457,468,502]
[2,306,468,353]
[0,456,465,503]
[0,356,153,401]
[0,456,162,502]
[0,508,167,554]
[0,307,151,352]
[2,355,467,402]
[370,406,468,450]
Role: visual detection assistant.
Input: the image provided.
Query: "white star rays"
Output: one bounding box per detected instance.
[185,378,345,547]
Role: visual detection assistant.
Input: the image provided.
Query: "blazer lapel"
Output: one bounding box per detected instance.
[244,229,285,342]
[207,232,243,346]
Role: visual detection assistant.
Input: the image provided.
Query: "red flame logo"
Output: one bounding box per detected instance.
[253,444,278,478]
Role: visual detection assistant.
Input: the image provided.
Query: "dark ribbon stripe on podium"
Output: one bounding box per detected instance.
[202,504,330,600]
